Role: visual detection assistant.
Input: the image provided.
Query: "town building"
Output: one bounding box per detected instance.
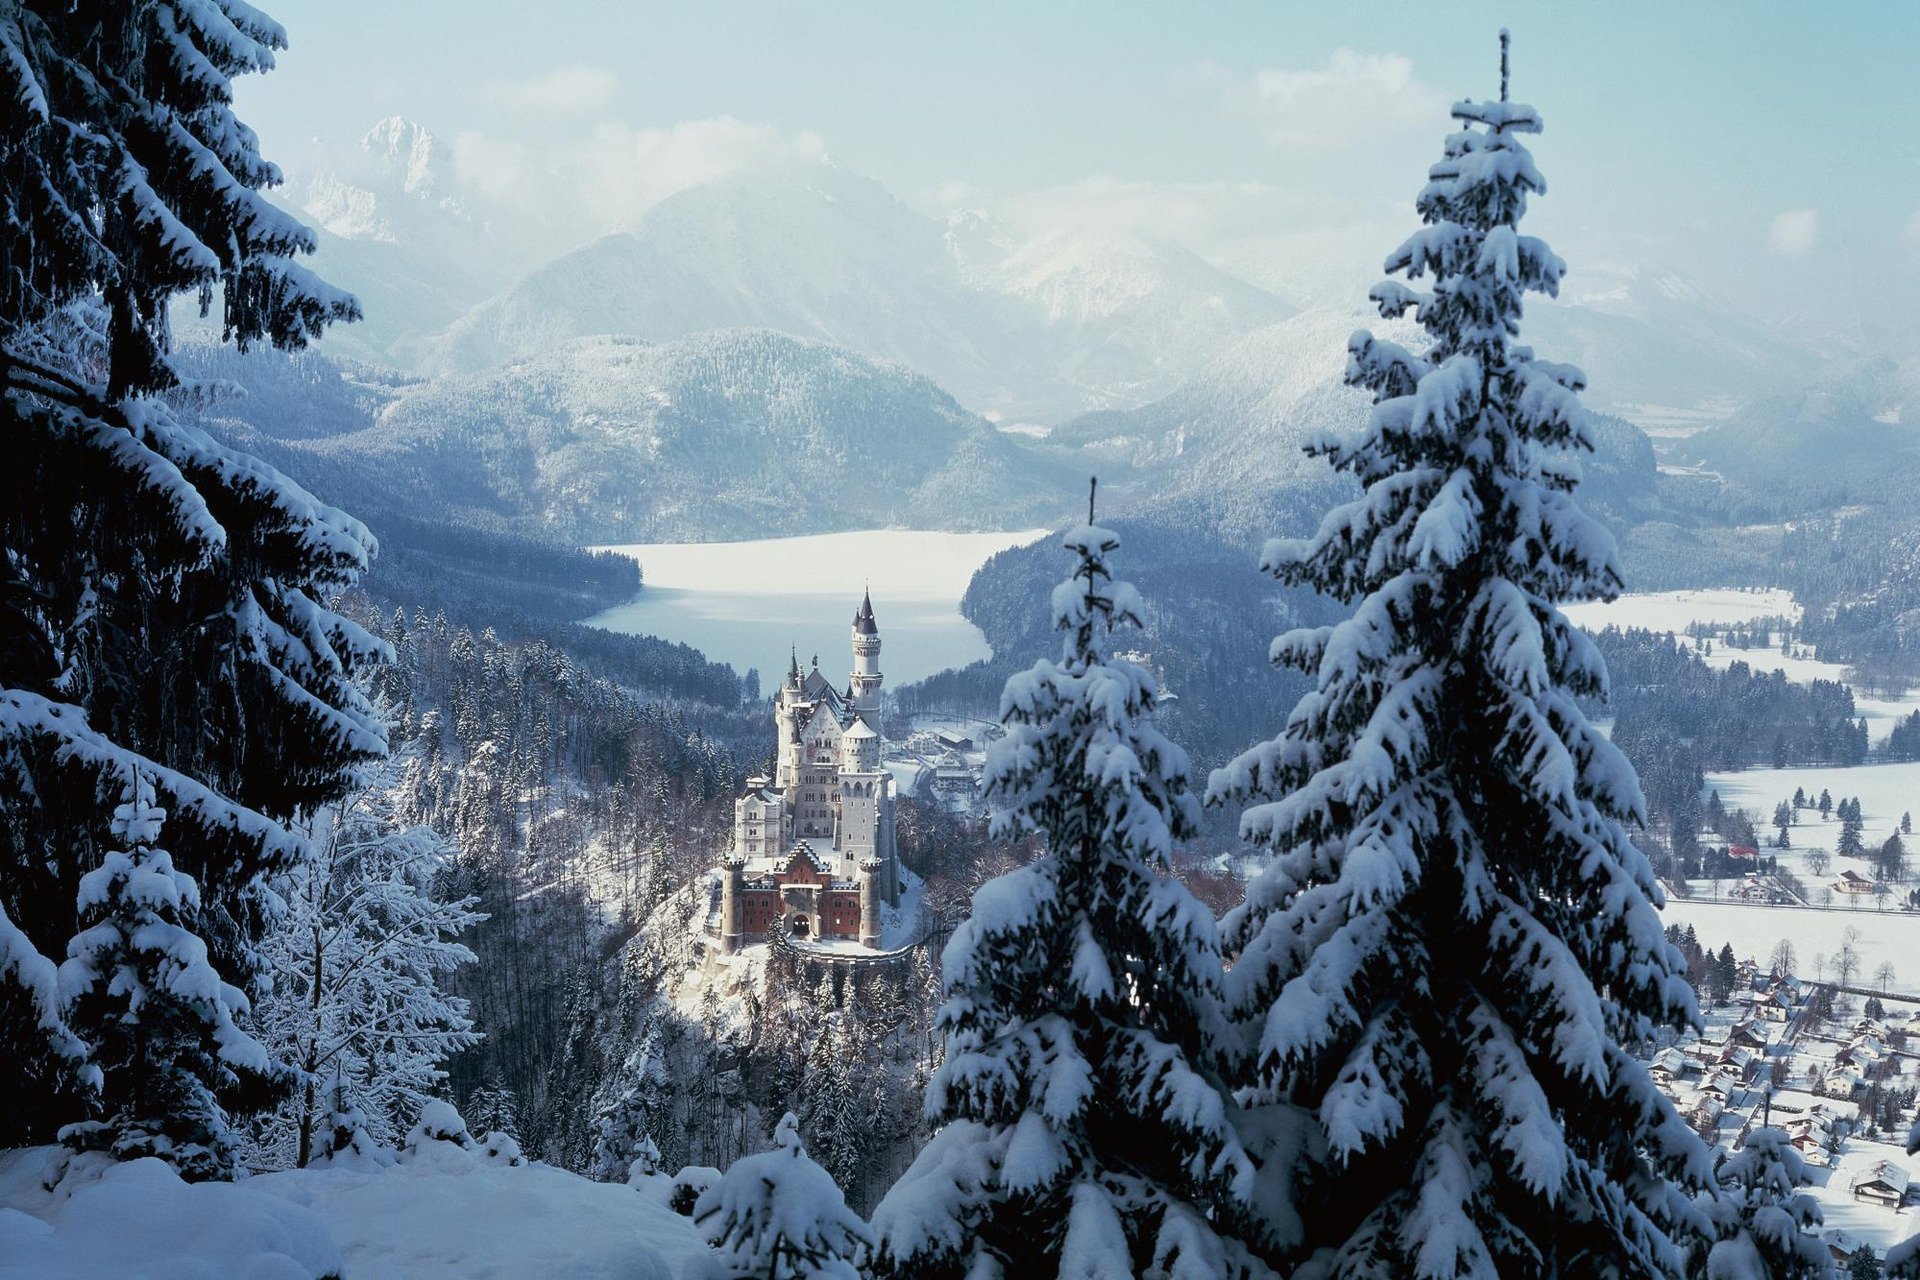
[1851,1159,1911,1207]
[713,594,901,952]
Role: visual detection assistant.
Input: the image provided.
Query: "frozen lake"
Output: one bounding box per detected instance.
[586,529,1050,685]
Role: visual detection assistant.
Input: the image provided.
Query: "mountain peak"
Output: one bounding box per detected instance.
[358,116,448,198]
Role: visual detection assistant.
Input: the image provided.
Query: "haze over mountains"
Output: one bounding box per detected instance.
[192,114,1893,554]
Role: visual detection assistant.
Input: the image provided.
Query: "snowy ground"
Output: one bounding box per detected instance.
[588,529,1049,685]
[1670,762,1920,984]
[1659,898,1919,991]
[1705,763,1920,851]
[0,1143,708,1280]
[1811,1141,1920,1258]
[1560,586,1799,635]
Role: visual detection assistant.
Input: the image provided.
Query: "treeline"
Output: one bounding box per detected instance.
[354,516,751,710]
[1595,627,1869,859]
[343,601,764,1159]
[902,516,1327,774]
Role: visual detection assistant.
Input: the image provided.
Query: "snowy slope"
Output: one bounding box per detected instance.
[417,161,1058,416]
[278,119,530,368]
[305,329,1080,541]
[1055,305,1661,544]
[416,160,1293,423]
[951,216,1294,409]
[1524,263,1820,419]
[0,1144,708,1280]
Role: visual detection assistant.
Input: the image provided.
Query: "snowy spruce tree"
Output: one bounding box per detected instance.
[57,774,278,1179]
[695,1111,875,1280]
[874,510,1267,1279]
[1205,37,1716,1278]
[251,749,483,1168]
[1708,1128,1832,1280]
[0,0,377,1148]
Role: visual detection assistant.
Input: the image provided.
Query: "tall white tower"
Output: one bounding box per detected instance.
[850,590,882,721]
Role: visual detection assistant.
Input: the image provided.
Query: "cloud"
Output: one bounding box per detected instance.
[1768,208,1819,255]
[444,114,828,256]
[1231,50,1450,153]
[492,65,621,117]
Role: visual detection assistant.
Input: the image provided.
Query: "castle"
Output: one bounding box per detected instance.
[716,592,901,952]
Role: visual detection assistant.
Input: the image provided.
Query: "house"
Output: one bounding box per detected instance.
[1834,869,1880,896]
[1837,1037,1885,1071]
[1789,1127,1834,1167]
[1728,843,1760,860]
[1820,1068,1865,1100]
[1851,1160,1911,1207]
[931,729,974,752]
[1700,1072,1738,1104]
[1730,1020,1771,1050]
[1650,1047,1692,1086]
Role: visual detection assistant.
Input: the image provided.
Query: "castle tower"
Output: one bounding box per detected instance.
[857,855,884,950]
[850,590,882,722]
[720,853,746,954]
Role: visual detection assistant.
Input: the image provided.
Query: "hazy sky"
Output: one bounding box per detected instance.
[240,2,1920,342]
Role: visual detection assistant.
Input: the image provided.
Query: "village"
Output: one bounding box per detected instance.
[1643,955,1920,1262]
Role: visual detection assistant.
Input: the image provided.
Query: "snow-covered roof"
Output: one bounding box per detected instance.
[1853,1160,1910,1194]
[843,718,878,741]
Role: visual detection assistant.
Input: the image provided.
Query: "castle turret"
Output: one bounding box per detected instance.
[850,591,882,723]
[720,853,746,954]
[857,855,883,950]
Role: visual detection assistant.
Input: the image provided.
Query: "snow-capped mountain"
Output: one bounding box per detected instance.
[415,158,1293,423]
[1058,306,1659,545]
[229,329,1079,542]
[956,221,1294,408]
[1522,262,1822,421]
[282,119,528,367]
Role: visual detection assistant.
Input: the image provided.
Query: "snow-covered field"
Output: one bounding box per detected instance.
[589,529,1048,685]
[1659,898,1918,989]
[1561,586,1799,635]
[1704,762,1920,855]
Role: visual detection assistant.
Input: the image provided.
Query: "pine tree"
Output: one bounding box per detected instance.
[1,0,376,1148]
[695,1111,875,1280]
[1707,1127,1832,1280]
[56,773,278,1179]
[249,748,483,1168]
[310,1070,391,1169]
[590,1039,668,1183]
[1205,41,1715,1277]
[873,515,1267,1278]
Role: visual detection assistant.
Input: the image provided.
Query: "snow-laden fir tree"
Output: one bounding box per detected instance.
[874,515,1268,1279]
[0,0,376,1147]
[1205,38,1716,1278]
[310,1070,393,1169]
[56,774,278,1179]
[1707,1127,1832,1280]
[250,747,483,1168]
[590,1038,669,1183]
[695,1111,875,1280]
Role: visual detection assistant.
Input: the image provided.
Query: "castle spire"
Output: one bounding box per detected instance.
[854,588,877,636]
